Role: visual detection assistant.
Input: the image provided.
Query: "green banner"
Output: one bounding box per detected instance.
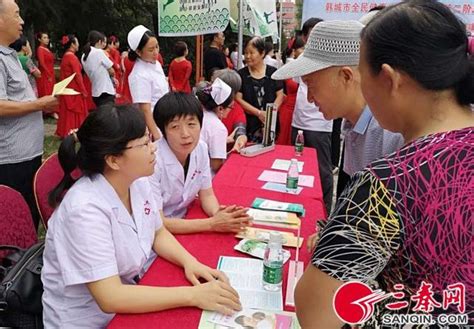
[230,0,278,38]
[158,0,230,36]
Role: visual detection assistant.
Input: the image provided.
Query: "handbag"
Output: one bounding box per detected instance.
[0,241,44,315]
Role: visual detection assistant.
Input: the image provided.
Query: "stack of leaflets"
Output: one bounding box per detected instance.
[251,198,305,217]
[247,208,300,229]
[236,228,303,248]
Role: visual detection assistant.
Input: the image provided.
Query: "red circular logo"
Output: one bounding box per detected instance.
[333,281,376,325]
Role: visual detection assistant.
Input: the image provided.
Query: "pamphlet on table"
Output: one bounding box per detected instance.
[271,159,304,173]
[258,170,315,188]
[217,256,283,311]
[236,227,303,248]
[234,239,291,263]
[251,198,306,217]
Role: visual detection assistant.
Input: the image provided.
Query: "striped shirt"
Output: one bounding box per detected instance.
[0,46,43,164]
[342,107,404,175]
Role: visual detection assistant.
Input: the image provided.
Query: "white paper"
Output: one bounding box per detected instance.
[261,182,302,195]
[271,159,304,173]
[217,256,283,311]
[247,209,292,223]
[258,170,314,188]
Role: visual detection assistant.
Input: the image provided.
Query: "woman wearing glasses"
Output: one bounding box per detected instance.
[42,105,241,327]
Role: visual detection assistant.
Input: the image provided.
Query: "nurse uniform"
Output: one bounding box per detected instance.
[150,137,213,218]
[42,175,162,328]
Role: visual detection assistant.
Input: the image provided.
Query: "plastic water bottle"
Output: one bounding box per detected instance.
[295,130,304,156]
[262,232,284,291]
[286,159,299,194]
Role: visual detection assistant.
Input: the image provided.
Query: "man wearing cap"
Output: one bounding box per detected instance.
[0,0,58,230]
[273,19,403,196]
[289,18,334,214]
[272,19,404,326]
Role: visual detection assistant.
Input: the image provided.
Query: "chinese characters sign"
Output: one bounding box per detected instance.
[302,1,474,32]
[158,0,230,36]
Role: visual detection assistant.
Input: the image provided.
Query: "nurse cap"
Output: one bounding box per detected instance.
[210,78,232,106]
[128,25,150,51]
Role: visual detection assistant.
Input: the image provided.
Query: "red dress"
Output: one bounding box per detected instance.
[276,78,298,145]
[55,51,88,138]
[35,45,56,97]
[168,58,192,93]
[118,56,135,105]
[109,48,123,95]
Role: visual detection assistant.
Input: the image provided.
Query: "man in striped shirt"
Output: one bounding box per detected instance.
[0,0,58,230]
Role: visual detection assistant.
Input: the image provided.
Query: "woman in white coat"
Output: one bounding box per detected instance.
[128,25,169,140]
[150,92,251,234]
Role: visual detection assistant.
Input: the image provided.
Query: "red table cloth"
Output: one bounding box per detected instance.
[108,146,326,329]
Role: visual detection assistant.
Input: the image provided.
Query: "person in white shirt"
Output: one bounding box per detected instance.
[128,25,169,141]
[81,30,116,107]
[196,78,233,173]
[150,92,251,234]
[263,40,282,69]
[42,105,241,328]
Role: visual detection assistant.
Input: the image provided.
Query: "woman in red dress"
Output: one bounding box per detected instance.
[106,36,123,97]
[55,35,88,138]
[118,50,135,104]
[276,37,304,145]
[168,41,192,93]
[35,32,56,97]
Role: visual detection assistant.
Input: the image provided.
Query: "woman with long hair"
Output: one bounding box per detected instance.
[35,31,57,117]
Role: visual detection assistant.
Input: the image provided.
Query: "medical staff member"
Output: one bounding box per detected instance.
[128,25,169,141]
[196,78,233,173]
[150,92,251,234]
[42,105,241,328]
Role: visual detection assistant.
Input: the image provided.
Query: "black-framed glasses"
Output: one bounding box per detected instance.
[124,132,153,150]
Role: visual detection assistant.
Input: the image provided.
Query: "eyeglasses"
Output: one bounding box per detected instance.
[124,133,153,150]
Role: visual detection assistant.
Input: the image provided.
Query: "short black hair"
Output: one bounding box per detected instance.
[362,0,474,106]
[302,17,323,37]
[264,40,274,56]
[174,41,188,57]
[153,92,204,140]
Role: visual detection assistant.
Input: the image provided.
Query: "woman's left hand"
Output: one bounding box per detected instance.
[184,260,230,286]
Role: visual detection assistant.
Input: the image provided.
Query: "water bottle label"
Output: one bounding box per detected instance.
[263,263,283,284]
[295,143,303,153]
[286,176,298,189]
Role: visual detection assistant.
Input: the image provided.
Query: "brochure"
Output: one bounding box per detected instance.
[236,228,303,248]
[258,170,315,188]
[251,198,305,217]
[217,256,283,311]
[271,159,304,173]
[261,182,303,195]
[52,73,80,96]
[234,239,291,263]
[198,310,301,329]
[247,209,300,226]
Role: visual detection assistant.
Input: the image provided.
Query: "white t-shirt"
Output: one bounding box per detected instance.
[81,47,115,97]
[264,55,282,69]
[42,175,162,328]
[149,138,213,218]
[200,110,228,160]
[128,58,169,110]
[292,79,333,132]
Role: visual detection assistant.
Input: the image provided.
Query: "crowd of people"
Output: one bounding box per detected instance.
[0,0,473,327]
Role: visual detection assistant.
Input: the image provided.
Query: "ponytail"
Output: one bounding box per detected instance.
[48,134,79,208]
[83,30,106,62]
